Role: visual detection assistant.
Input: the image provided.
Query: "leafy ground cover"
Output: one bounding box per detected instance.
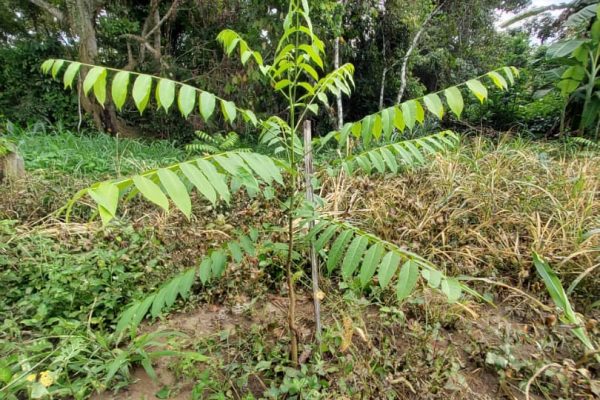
[0,127,599,399]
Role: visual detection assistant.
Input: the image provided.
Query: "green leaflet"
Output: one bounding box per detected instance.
[401,101,417,130]
[372,114,383,140]
[51,59,64,79]
[355,154,372,174]
[87,182,119,225]
[502,67,515,85]
[393,106,406,132]
[153,277,180,318]
[196,158,230,204]
[416,138,436,155]
[41,59,54,74]
[178,267,196,300]
[444,86,464,118]
[368,151,385,174]
[115,302,137,334]
[217,29,239,55]
[380,147,398,173]
[341,235,369,279]
[132,74,153,113]
[221,100,237,123]
[228,242,243,263]
[132,175,169,212]
[403,141,424,164]
[157,168,192,219]
[326,230,354,274]
[414,100,425,123]
[211,250,227,278]
[112,71,130,111]
[393,142,414,166]
[422,268,442,288]
[157,79,176,112]
[178,84,196,118]
[214,154,246,176]
[487,71,508,90]
[299,44,323,69]
[378,251,401,289]
[423,93,444,119]
[242,109,258,126]
[396,260,419,302]
[275,79,292,90]
[180,162,217,205]
[466,79,488,103]
[314,225,338,252]
[351,121,362,138]
[381,107,394,139]
[359,243,385,287]
[239,234,256,256]
[239,153,283,185]
[441,278,462,303]
[93,70,107,106]
[199,92,216,121]
[63,62,81,89]
[83,67,106,96]
[199,258,212,284]
[361,115,373,148]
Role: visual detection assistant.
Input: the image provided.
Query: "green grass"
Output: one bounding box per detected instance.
[5,124,185,179]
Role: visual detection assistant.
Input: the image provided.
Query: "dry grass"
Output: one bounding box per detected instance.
[323,135,600,301]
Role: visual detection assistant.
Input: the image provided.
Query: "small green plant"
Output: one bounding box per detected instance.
[569,136,600,149]
[185,131,248,155]
[42,0,518,366]
[532,252,598,358]
[0,137,15,157]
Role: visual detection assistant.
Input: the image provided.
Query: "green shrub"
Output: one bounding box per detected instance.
[0,220,185,398]
[0,221,171,335]
[0,40,79,127]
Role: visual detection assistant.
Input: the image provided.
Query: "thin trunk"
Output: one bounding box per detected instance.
[379,4,386,110]
[396,4,444,104]
[28,0,140,135]
[153,6,161,60]
[334,0,346,130]
[379,67,387,110]
[303,120,322,342]
[334,36,343,130]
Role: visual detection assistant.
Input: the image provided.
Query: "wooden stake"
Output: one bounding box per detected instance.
[303,120,322,341]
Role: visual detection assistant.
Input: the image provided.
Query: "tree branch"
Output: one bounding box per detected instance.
[144,0,180,40]
[500,3,574,28]
[29,0,65,22]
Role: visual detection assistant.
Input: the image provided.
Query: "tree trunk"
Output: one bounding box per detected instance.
[334,36,344,130]
[334,0,346,130]
[379,67,388,110]
[31,0,139,136]
[65,0,130,135]
[0,152,25,182]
